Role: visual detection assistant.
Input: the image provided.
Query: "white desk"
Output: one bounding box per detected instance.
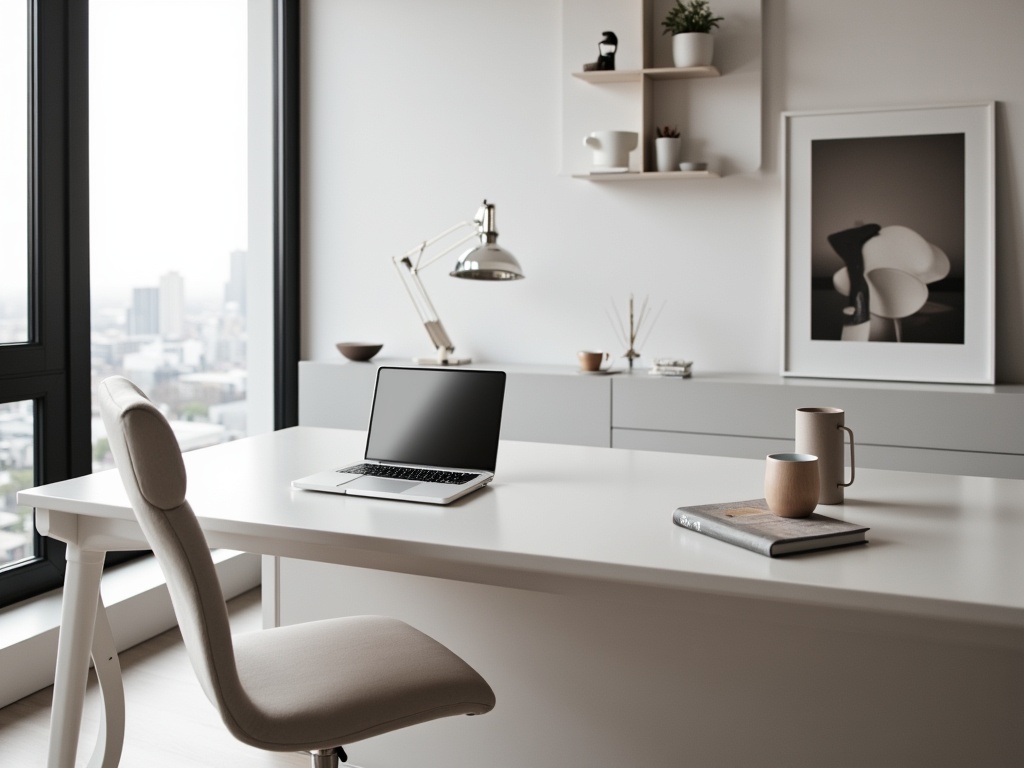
[21,427,1024,767]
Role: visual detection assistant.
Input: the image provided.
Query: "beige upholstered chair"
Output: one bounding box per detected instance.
[98,376,494,767]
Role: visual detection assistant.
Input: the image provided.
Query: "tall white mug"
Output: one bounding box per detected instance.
[795,407,855,504]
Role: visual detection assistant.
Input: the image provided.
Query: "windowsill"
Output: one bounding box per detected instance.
[0,549,260,709]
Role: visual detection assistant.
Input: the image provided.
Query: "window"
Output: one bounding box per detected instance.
[89,0,262,466]
[0,0,89,605]
[0,0,299,609]
[0,1,33,571]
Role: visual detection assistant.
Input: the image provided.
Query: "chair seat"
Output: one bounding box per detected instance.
[226,615,495,752]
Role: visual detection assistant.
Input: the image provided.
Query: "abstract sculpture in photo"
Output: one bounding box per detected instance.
[827,223,951,343]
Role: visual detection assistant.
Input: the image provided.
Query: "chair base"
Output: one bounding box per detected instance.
[309,746,347,767]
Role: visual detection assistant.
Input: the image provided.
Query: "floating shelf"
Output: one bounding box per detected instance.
[571,170,720,182]
[569,65,725,179]
[572,65,719,84]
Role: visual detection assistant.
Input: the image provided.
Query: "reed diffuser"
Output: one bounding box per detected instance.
[608,294,664,370]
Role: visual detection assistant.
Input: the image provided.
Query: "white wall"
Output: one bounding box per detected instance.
[302,0,1024,383]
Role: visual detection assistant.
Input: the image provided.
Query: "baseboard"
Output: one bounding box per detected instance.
[0,550,261,709]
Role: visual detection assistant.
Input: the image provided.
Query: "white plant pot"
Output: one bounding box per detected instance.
[672,32,714,68]
[654,137,682,172]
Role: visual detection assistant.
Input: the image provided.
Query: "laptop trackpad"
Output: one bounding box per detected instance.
[353,476,422,494]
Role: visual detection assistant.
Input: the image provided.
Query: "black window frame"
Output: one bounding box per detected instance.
[0,0,299,610]
[275,0,300,430]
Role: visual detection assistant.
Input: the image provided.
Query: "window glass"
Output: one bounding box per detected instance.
[89,0,253,469]
[0,0,30,345]
[0,0,279,606]
[0,400,35,568]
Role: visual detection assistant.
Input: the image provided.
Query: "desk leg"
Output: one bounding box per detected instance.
[47,547,105,768]
[87,597,124,768]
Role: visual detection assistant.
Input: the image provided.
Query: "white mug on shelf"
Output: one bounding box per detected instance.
[584,130,638,169]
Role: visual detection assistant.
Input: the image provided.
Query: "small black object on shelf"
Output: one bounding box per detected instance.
[583,31,618,72]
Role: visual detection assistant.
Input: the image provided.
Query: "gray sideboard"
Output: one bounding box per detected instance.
[298,359,612,448]
[611,374,1024,480]
[299,361,1024,479]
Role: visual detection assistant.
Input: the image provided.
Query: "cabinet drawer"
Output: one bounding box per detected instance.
[612,428,781,458]
[612,428,1024,480]
[612,375,1024,456]
[503,373,610,447]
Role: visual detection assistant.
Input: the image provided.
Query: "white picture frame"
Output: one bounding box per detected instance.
[782,103,995,384]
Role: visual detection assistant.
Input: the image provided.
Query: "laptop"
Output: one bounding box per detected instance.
[292,366,507,504]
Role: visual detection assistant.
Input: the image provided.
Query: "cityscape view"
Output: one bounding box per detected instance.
[0,398,32,569]
[1,253,251,567]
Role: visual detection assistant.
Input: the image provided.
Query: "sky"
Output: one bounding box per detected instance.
[1,0,249,309]
[90,0,248,305]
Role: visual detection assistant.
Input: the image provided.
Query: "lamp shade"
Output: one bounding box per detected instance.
[450,200,524,280]
[451,242,524,280]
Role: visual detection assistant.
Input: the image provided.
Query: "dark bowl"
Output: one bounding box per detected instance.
[336,342,383,362]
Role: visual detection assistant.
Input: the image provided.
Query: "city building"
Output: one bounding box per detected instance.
[128,286,159,336]
[158,270,185,341]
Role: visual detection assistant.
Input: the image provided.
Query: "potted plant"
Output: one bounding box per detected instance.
[661,0,723,68]
[654,125,682,172]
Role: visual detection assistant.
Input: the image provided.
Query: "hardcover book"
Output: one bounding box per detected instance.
[672,498,869,557]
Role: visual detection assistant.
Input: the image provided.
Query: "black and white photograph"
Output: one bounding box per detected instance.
[810,133,965,344]
[784,104,995,383]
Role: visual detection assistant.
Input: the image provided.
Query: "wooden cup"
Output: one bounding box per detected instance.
[578,350,610,372]
[764,453,820,518]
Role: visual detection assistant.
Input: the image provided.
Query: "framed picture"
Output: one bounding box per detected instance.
[782,103,995,384]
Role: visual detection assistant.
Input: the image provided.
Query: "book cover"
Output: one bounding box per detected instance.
[672,498,869,557]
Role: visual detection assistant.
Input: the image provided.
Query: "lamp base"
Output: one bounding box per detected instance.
[412,356,472,366]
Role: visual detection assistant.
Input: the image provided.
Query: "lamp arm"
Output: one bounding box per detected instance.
[392,256,453,352]
[392,218,483,360]
[403,220,479,271]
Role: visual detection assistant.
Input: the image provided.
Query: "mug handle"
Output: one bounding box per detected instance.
[838,425,855,487]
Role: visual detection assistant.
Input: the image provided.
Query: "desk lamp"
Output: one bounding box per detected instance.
[393,200,524,365]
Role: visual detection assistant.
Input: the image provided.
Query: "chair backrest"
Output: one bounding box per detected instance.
[99,376,243,714]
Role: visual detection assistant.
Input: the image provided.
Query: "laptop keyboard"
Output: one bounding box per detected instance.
[339,464,479,485]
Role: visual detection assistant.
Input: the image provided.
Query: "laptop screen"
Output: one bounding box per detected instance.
[364,367,506,472]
